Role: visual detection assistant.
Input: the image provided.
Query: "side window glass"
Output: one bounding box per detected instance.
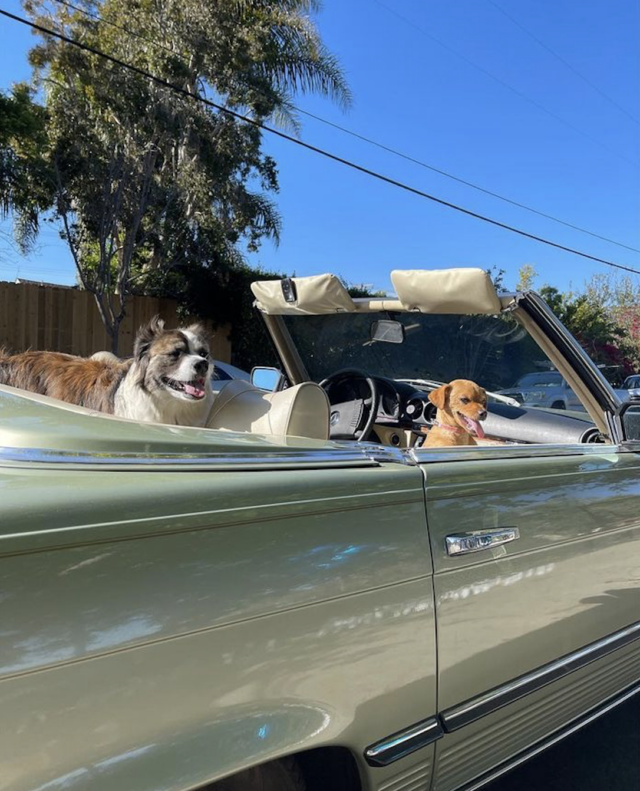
[622,404,640,442]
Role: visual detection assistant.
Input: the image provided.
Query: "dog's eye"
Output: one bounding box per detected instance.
[197,349,208,358]
[460,397,470,404]
[169,349,182,359]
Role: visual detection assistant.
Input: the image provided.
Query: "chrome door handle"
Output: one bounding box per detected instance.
[445,528,520,556]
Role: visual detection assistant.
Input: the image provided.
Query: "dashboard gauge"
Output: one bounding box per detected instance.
[382,391,400,418]
[405,397,424,421]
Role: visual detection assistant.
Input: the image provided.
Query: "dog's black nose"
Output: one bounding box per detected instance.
[478,409,487,420]
[194,358,209,375]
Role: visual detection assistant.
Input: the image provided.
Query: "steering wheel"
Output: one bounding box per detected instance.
[319,368,379,442]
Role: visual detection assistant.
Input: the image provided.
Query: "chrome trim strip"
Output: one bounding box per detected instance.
[364,717,443,767]
[459,680,640,791]
[441,620,640,732]
[335,441,413,466]
[4,442,620,470]
[0,446,393,470]
[445,528,519,556]
[412,443,618,464]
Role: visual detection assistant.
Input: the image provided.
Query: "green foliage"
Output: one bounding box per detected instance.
[498,266,639,383]
[538,284,639,383]
[0,84,54,253]
[340,277,387,299]
[486,266,506,290]
[583,273,640,353]
[516,263,537,292]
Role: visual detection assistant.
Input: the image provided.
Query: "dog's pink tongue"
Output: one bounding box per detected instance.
[468,418,485,439]
[462,415,485,438]
[184,381,206,399]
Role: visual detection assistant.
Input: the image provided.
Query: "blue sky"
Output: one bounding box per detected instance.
[1,0,639,294]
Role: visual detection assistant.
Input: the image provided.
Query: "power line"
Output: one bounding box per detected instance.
[485,0,640,126]
[293,110,640,255]
[371,0,640,169]
[2,7,640,277]
[43,0,640,255]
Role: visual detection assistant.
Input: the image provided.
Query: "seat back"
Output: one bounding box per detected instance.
[206,380,330,440]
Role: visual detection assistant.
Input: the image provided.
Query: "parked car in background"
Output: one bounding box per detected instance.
[497,371,585,410]
[623,375,640,399]
[499,371,631,411]
[211,359,251,391]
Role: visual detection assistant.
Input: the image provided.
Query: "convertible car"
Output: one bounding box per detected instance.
[2,268,640,791]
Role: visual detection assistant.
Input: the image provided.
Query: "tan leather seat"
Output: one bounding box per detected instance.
[206,380,330,440]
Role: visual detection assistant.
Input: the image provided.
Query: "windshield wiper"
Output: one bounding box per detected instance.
[396,378,521,407]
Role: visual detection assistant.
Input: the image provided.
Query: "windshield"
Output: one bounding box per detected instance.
[282,311,564,395]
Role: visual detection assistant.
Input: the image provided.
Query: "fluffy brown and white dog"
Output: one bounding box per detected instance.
[0,317,214,426]
[423,379,488,447]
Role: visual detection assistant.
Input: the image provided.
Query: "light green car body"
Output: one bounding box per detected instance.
[1,290,640,791]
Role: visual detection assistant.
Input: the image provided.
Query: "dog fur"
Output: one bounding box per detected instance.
[90,351,121,365]
[423,379,488,447]
[0,317,214,426]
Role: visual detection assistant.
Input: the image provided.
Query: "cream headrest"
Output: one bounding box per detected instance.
[391,268,502,314]
[251,274,355,315]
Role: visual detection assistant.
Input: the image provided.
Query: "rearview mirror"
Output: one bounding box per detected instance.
[370,320,405,344]
[251,366,284,392]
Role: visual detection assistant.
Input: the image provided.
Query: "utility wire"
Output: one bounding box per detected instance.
[2,6,640,277]
[371,0,640,169]
[486,0,640,126]
[45,0,640,255]
[288,111,640,255]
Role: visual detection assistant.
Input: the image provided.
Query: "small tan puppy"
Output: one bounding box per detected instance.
[423,379,488,447]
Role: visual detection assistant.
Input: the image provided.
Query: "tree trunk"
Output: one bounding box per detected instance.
[91,291,121,356]
[109,328,119,355]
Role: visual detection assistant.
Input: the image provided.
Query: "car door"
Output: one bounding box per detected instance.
[415,442,640,791]
[0,387,439,791]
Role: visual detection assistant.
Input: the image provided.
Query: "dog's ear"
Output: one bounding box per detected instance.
[134,315,165,361]
[429,383,451,410]
[186,321,210,346]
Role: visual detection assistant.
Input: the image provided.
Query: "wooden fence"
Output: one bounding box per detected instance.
[0,281,231,361]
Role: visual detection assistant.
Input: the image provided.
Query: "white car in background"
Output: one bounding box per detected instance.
[623,375,640,399]
[500,371,632,411]
[498,371,585,411]
[211,360,251,391]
